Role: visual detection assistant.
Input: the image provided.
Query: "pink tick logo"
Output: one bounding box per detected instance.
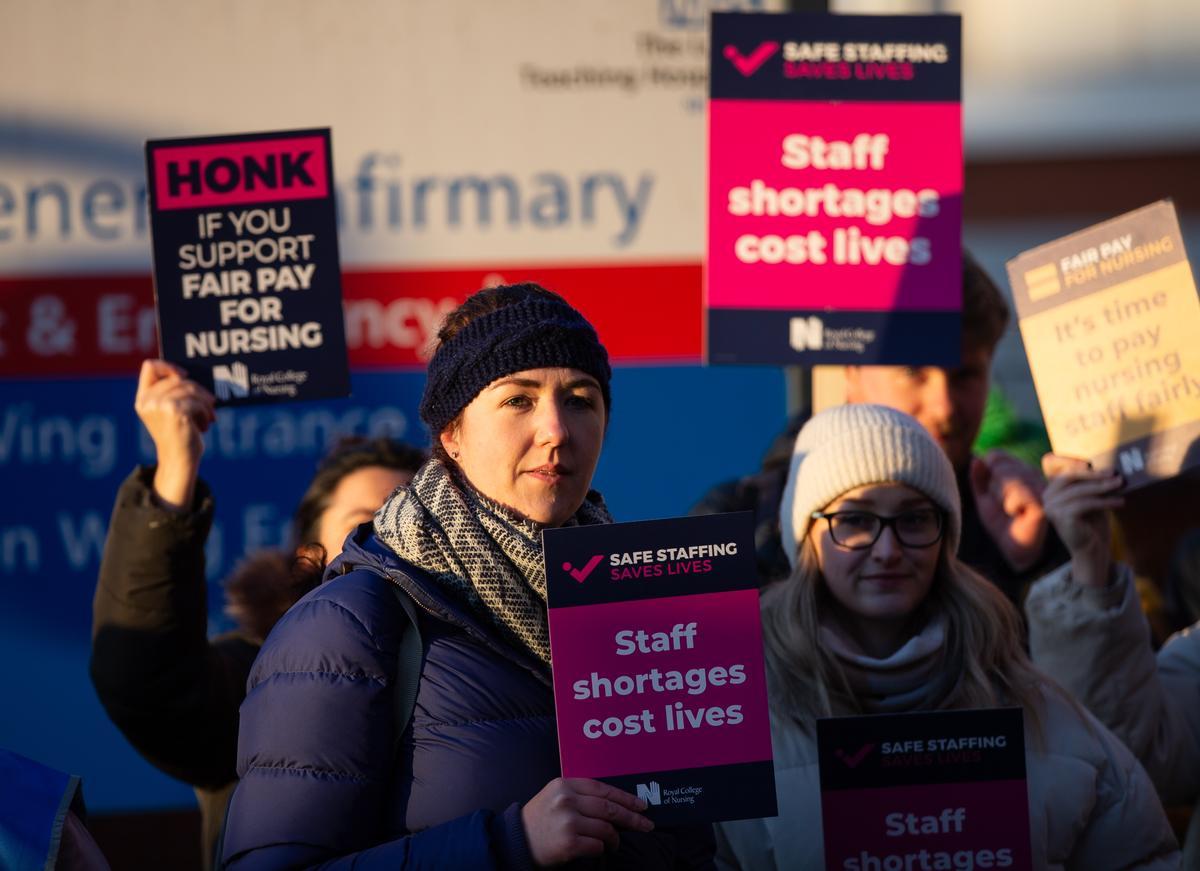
[562,555,605,583]
[723,41,780,77]
[835,743,875,769]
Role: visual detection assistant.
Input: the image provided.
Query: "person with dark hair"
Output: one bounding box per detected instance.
[221,284,713,869]
[715,405,1177,869]
[293,435,429,564]
[90,360,423,870]
[694,250,1067,602]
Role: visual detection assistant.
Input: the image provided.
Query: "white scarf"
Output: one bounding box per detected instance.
[819,615,951,714]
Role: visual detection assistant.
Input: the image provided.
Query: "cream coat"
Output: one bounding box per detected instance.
[1027,563,1200,868]
[715,671,1179,869]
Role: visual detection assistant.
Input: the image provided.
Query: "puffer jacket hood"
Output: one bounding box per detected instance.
[328,523,551,684]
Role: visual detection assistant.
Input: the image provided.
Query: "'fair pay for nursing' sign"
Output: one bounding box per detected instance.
[818,708,1032,871]
[707,12,962,366]
[543,512,776,826]
[1007,200,1200,489]
[146,128,349,406]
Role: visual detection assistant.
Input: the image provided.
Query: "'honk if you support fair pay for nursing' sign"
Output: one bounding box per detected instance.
[1007,200,1200,488]
[146,128,350,406]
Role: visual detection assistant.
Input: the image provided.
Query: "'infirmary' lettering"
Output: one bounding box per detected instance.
[0,158,655,249]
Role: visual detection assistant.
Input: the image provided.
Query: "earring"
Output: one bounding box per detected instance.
[451,451,460,459]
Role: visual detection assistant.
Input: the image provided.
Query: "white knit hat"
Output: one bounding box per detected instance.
[779,404,961,568]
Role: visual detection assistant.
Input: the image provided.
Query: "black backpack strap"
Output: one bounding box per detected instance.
[388,581,424,758]
[333,556,426,749]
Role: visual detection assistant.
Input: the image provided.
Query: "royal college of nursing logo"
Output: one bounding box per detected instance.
[635,779,704,806]
[789,316,824,352]
[212,361,249,400]
[636,781,662,806]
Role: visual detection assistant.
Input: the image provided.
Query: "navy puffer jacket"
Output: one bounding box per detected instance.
[222,525,714,870]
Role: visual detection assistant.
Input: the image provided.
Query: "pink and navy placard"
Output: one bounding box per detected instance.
[818,708,1032,871]
[543,512,776,825]
[146,128,349,405]
[708,13,962,365]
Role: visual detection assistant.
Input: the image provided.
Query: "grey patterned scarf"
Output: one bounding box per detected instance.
[373,459,612,664]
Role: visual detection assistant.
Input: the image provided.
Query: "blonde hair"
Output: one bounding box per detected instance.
[761,537,1052,736]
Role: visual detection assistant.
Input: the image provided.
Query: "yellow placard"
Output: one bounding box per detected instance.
[1018,260,1200,459]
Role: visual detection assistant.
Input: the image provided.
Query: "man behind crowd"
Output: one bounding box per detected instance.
[693,251,1066,602]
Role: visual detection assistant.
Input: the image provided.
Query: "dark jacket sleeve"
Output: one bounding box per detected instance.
[90,466,257,790]
[222,575,533,871]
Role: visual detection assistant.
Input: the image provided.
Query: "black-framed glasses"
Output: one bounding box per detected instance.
[810,508,944,549]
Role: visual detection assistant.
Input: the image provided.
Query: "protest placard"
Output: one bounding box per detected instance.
[543,512,775,825]
[818,708,1031,871]
[707,12,962,366]
[146,128,350,405]
[1006,200,1200,488]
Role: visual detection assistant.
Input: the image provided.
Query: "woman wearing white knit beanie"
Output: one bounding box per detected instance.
[715,404,1178,870]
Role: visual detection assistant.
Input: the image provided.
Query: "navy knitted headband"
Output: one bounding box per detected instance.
[419,293,612,435]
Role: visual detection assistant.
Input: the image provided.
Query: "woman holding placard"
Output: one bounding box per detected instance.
[1025,454,1200,867]
[715,404,1178,869]
[221,284,712,869]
